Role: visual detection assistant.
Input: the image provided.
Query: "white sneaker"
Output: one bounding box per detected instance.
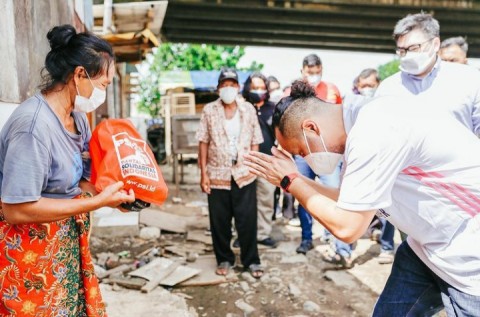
[288,218,301,227]
[378,251,394,264]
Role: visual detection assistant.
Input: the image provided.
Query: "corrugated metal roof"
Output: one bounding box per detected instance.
[162,0,480,57]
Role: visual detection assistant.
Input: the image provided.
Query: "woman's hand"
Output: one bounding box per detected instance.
[244,147,299,187]
[96,181,135,208]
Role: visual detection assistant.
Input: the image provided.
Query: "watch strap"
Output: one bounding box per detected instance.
[284,173,299,193]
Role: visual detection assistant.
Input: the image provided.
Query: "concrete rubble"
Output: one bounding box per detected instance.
[89,163,408,317]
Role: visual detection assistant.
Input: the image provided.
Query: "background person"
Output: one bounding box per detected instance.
[300,54,342,104]
[293,54,343,255]
[439,36,468,64]
[266,75,284,104]
[352,68,380,97]
[243,72,278,248]
[343,68,381,131]
[266,75,287,222]
[0,25,135,316]
[197,68,264,278]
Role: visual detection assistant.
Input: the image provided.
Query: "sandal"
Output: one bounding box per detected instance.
[215,261,234,276]
[247,263,264,279]
[322,251,353,269]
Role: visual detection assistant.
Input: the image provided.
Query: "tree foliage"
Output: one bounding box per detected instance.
[377,59,400,81]
[137,43,263,117]
[153,44,263,71]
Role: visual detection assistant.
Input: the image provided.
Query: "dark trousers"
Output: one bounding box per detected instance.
[373,242,480,316]
[208,179,260,268]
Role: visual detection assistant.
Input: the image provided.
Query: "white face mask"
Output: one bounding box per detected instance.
[219,86,238,104]
[302,129,342,175]
[359,87,376,98]
[269,89,284,104]
[399,44,436,76]
[307,74,322,86]
[74,70,106,113]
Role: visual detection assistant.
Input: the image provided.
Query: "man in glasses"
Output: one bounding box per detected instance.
[375,13,480,136]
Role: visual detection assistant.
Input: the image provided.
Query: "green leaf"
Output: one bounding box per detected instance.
[377,59,400,81]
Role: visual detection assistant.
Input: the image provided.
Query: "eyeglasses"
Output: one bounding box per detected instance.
[395,38,434,57]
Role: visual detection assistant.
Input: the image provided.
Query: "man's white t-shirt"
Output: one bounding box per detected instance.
[337,96,480,296]
[375,60,480,135]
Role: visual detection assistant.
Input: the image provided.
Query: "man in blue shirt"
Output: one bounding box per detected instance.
[375,13,480,136]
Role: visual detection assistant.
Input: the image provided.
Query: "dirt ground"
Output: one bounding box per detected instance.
[174,244,380,317]
[91,161,391,317]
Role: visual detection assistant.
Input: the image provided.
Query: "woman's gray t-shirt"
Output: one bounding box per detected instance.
[0,93,91,203]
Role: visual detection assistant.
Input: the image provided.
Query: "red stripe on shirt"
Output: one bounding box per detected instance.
[402,166,479,217]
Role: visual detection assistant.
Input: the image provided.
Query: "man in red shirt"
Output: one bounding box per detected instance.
[301,54,342,104]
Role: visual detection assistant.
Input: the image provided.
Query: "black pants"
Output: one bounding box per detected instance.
[208,179,260,268]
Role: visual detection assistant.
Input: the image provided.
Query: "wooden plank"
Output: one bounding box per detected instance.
[164,243,207,258]
[103,277,147,290]
[129,257,201,289]
[139,209,188,233]
[187,230,212,245]
[97,264,135,280]
[141,262,181,293]
[159,265,200,287]
[129,258,175,281]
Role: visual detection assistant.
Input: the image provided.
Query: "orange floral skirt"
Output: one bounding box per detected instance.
[0,199,106,316]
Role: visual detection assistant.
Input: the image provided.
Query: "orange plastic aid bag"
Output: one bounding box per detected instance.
[90,119,168,205]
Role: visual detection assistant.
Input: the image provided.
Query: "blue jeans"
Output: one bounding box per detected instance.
[294,157,349,254]
[373,241,480,317]
[379,218,395,252]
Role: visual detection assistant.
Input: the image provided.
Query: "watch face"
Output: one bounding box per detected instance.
[280,175,290,189]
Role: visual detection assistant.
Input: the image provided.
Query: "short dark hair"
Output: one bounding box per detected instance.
[272,95,294,130]
[273,80,319,137]
[267,75,280,87]
[242,72,270,102]
[302,54,322,67]
[40,24,114,93]
[353,68,380,87]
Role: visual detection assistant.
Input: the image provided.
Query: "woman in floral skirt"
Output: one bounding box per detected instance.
[0,25,135,316]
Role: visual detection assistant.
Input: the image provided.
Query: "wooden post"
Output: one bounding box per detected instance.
[103,0,113,34]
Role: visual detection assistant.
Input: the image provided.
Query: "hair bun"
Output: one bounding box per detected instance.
[47,25,76,50]
[290,80,316,99]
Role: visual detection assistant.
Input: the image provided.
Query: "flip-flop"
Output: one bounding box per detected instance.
[215,261,234,276]
[248,263,264,279]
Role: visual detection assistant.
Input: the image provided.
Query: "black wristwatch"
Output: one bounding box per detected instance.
[120,199,151,212]
[280,173,299,193]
